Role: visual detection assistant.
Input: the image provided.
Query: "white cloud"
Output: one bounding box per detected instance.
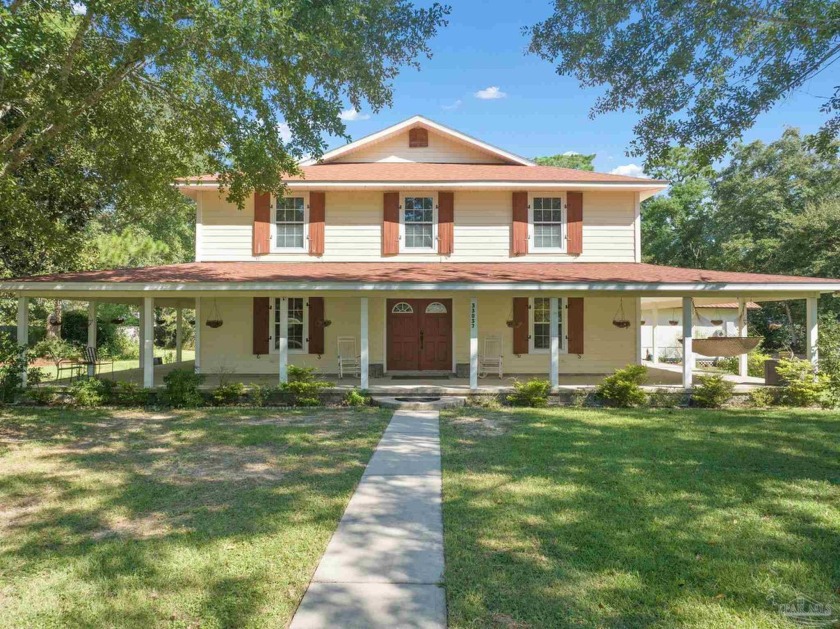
[562,151,580,156]
[609,163,647,178]
[442,99,462,111]
[339,108,370,121]
[277,122,292,142]
[474,86,507,100]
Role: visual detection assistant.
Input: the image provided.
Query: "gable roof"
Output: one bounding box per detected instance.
[301,115,534,167]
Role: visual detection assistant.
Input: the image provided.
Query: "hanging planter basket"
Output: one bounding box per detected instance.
[710,319,724,326]
[640,320,646,325]
[204,300,224,329]
[110,317,126,325]
[316,319,332,328]
[612,299,631,329]
[669,319,679,326]
[680,336,762,357]
[506,319,523,329]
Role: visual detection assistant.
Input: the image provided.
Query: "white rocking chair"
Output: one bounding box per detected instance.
[337,336,361,379]
[478,336,503,379]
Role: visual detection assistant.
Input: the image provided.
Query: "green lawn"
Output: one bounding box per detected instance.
[0,406,390,628]
[36,349,195,381]
[440,407,840,628]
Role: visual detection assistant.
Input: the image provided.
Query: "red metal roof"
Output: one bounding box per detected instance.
[179,163,666,186]
[7,262,839,285]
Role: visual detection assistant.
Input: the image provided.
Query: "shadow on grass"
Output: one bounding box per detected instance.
[0,407,390,628]
[440,407,840,628]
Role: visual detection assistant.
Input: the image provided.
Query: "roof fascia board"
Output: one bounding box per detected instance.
[178,181,669,191]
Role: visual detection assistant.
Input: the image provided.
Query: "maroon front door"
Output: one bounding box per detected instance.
[387,299,452,371]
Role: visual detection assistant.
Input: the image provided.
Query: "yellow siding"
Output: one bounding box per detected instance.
[197,189,637,263]
[332,129,505,164]
[197,294,636,377]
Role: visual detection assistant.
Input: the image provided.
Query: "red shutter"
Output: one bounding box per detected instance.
[513,297,529,354]
[253,297,270,355]
[308,297,325,355]
[511,191,528,256]
[309,191,325,256]
[567,297,584,355]
[567,191,583,255]
[382,192,400,256]
[253,193,271,256]
[438,191,454,256]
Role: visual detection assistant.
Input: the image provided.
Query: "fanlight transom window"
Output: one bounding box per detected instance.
[392,302,414,314]
[425,302,447,314]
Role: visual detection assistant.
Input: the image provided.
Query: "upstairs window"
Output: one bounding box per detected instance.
[274,196,306,250]
[409,128,428,147]
[530,297,567,353]
[529,196,565,252]
[401,195,436,251]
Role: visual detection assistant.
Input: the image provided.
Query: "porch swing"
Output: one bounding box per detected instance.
[679,302,762,357]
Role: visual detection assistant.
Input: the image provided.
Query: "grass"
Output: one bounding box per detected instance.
[0,406,390,628]
[35,349,196,382]
[440,407,840,628]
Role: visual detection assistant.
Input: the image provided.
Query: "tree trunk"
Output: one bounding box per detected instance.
[783,301,796,356]
[47,300,62,338]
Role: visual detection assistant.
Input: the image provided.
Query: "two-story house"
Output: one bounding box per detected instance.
[5,116,838,390]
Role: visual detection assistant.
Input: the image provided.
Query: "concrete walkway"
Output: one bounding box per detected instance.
[290,410,446,629]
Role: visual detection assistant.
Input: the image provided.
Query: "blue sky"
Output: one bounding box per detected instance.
[328,0,837,176]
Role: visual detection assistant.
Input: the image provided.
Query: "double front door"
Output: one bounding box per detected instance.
[387,299,452,371]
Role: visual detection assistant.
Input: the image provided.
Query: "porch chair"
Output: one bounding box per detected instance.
[337,336,361,379]
[478,336,503,379]
[80,346,115,378]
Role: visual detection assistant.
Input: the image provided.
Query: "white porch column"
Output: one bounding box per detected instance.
[549,297,559,388]
[469,297,478,391]
[87,302,97,377]
[278,297,288,383]
[142,297,154,388]
[360,297,369,389]
[175,308,183,363]
[635,297,643,364]
[17,297,29,388]
[651,306,659,364]
[806,296,819,368]
[193,300,201,373]
[682,297,693,389]
[738,299,748,378]
[139,306,145,370]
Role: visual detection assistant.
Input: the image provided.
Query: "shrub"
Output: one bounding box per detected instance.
[111,381,149,406]
[718,350,771,378]
[26,367,49,384]
[506,377,551,407]
[278,365,331,407]
[110,332,139,359]
[33,337,79,371]
[248,384,269,407]
[776,358,827,407]
[817,313,840,407]
[648,388,683,408]
[596,364,648,407]
[748,387,778,408]
[344,388,370,407]
[0,332,30,403]
[61,310,119,353]
[691,374,735,408]
[212,382,246,406]
[70,378,110,407]
[569,388,591,408]
[24,386,59,406]
[162,368,205,408]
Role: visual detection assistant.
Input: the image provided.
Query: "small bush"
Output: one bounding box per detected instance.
[596,364,648,407]
[26,367,49,384]
[111,381,148,406]
[212,382,246,406]
[0,332,30,403]
[162,368,205,408]
[748,387,778,408]
[70,378,109,407]
[568,388,591,408]
[648,388,683,408]
[691,374,735,408]
[718,351,771,378]
[507,378,551,407]
[24,386,60,406]
[278,365,331,407]
[344,388,370,407]
[33,337,78,371]
[776,358,827,407]
[248,384,269,407]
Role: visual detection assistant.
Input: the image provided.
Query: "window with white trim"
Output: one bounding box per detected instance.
[529,195,566,252]
[530,297,567,353]
[400,195,436,252]
[273,196,307,251]
[273,297,308,353]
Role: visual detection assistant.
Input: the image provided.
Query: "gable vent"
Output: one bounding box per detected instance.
[409,128,428,148]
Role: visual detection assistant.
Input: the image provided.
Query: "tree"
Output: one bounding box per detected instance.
[533,152,596,170]
[1,0,450,207]
[527,0,840,164]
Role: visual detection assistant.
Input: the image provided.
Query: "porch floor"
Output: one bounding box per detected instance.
[46,359,767,392]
